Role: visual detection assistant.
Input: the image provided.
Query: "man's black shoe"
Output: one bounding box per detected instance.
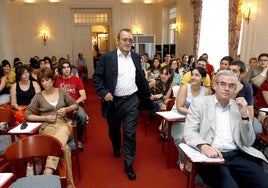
[125,166,136,180]
[113,150,121,158]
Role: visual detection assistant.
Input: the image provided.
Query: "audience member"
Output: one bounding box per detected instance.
[183,70,268,188]
[39,59,46,69]
[228,60,262,134]
[0,65,9,105]
[248,57,258,69]
[29,57,40,82]
[161,53,171,67]
[169,58,182,85]
[171,67,210,170]
[55,59,87,150]
[245,53,268,96]
[44,56,52,69]
[1,59,15,89]
[146,57,161,88]
[187,54,196,70]
[181,58,211,88]
[25,67,78,187]
[200,53,214,79]
[150,65,173,113]
[181,54,191,75]
[10,65,41,124]
[142,52,152,66]
[75,53,88,82]
[255,71,268,120]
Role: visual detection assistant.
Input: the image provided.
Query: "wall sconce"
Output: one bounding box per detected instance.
[132,26,143,35]
[241,2,257,24]
[40,28,49,45]
[175,22,181,34]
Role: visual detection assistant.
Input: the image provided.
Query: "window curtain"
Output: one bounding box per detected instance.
[229,0,243,60]
[192,0,203,59]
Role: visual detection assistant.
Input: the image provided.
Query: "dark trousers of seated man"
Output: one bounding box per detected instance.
[106,94,139,168]
[197,150,268,188]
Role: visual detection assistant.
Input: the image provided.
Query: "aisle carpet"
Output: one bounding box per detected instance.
[72,79,189,188]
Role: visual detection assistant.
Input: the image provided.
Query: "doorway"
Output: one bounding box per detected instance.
[92,25,109,70]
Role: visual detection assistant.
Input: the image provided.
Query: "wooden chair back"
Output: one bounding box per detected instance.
[4,134,67,186]
[0,108,17,131]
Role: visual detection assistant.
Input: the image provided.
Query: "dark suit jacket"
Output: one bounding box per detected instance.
[93,49,151,118]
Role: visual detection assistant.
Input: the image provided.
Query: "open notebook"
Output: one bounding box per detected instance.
[8,122,42,134]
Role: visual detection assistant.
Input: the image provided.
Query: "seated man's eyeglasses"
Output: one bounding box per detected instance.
[217,81,236,89]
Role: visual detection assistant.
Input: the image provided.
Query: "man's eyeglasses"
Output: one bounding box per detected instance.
[121,38,133,43]
[217,81,236,89]
[259,59,268,62]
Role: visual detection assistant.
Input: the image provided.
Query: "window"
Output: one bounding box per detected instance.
[168,7,177,44]
[198,0,229,70]
[73,12,108,24]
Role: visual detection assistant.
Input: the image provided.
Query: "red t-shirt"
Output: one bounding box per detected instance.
[206,63,214,79]
[55,76,84,100]
[255,81,268,109]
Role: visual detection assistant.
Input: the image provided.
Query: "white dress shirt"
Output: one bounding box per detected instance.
[114,49,138,97]
[211,96,237,152]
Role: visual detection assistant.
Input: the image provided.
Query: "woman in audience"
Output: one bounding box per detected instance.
[150,65,173,113]
[0,65,9,105]
[169,58,182,85]
[25,67,78,188]
[171,67,210,170]
[146,57,161,88]
[1,59,15,89]
[29,57,40,82]
[10,65,41,124]
[255,71,268,120]
[39,59,46,69]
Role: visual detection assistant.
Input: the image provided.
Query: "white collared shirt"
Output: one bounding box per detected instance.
[114,49,137,96]
[211,96,237,152]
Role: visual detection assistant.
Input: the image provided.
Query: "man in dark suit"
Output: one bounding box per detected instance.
[93,28,151,180]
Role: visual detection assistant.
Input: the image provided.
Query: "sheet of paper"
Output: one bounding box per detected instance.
[0,173,13,186]
[8,122,42,134]
[179,143,225,163]
[260,108,268,113]
[156,111,185,120]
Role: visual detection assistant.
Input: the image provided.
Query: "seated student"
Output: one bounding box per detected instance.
[169,58,182,86]
[0,65,9,105]
[181,58,211,88]
[1,59,15,89]
[228,60,262,133]
[25,67,78,188]
[184,70,268,188]
[55,59,88,150]
[171,67,210,170]
[150,65,173,113]
[146,57,161,88]
[10,65,41,124]
[255,71,268,120]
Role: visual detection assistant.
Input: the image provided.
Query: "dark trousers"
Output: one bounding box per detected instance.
[106,94,139,167]
[197,150,268,188]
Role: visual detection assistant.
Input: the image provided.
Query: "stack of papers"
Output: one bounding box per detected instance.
[179,143,225,163]
[260,108,268,113]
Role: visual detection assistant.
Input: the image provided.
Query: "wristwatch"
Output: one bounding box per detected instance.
[241,117,249,121]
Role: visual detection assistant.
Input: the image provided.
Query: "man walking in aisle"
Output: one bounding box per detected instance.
[93,28,151,180]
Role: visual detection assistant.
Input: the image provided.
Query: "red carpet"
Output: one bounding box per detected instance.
[73,79,189,188]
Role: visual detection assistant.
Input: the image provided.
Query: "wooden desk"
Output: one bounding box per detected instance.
[0,173,15,188]
[156,111,186,169]
[8,122,42,142]
[179,143,225,188]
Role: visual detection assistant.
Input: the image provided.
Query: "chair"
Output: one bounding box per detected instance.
[4,134,67,188]
[0,108,17,172]
[179,142,224,188]
[257,115,268,152]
